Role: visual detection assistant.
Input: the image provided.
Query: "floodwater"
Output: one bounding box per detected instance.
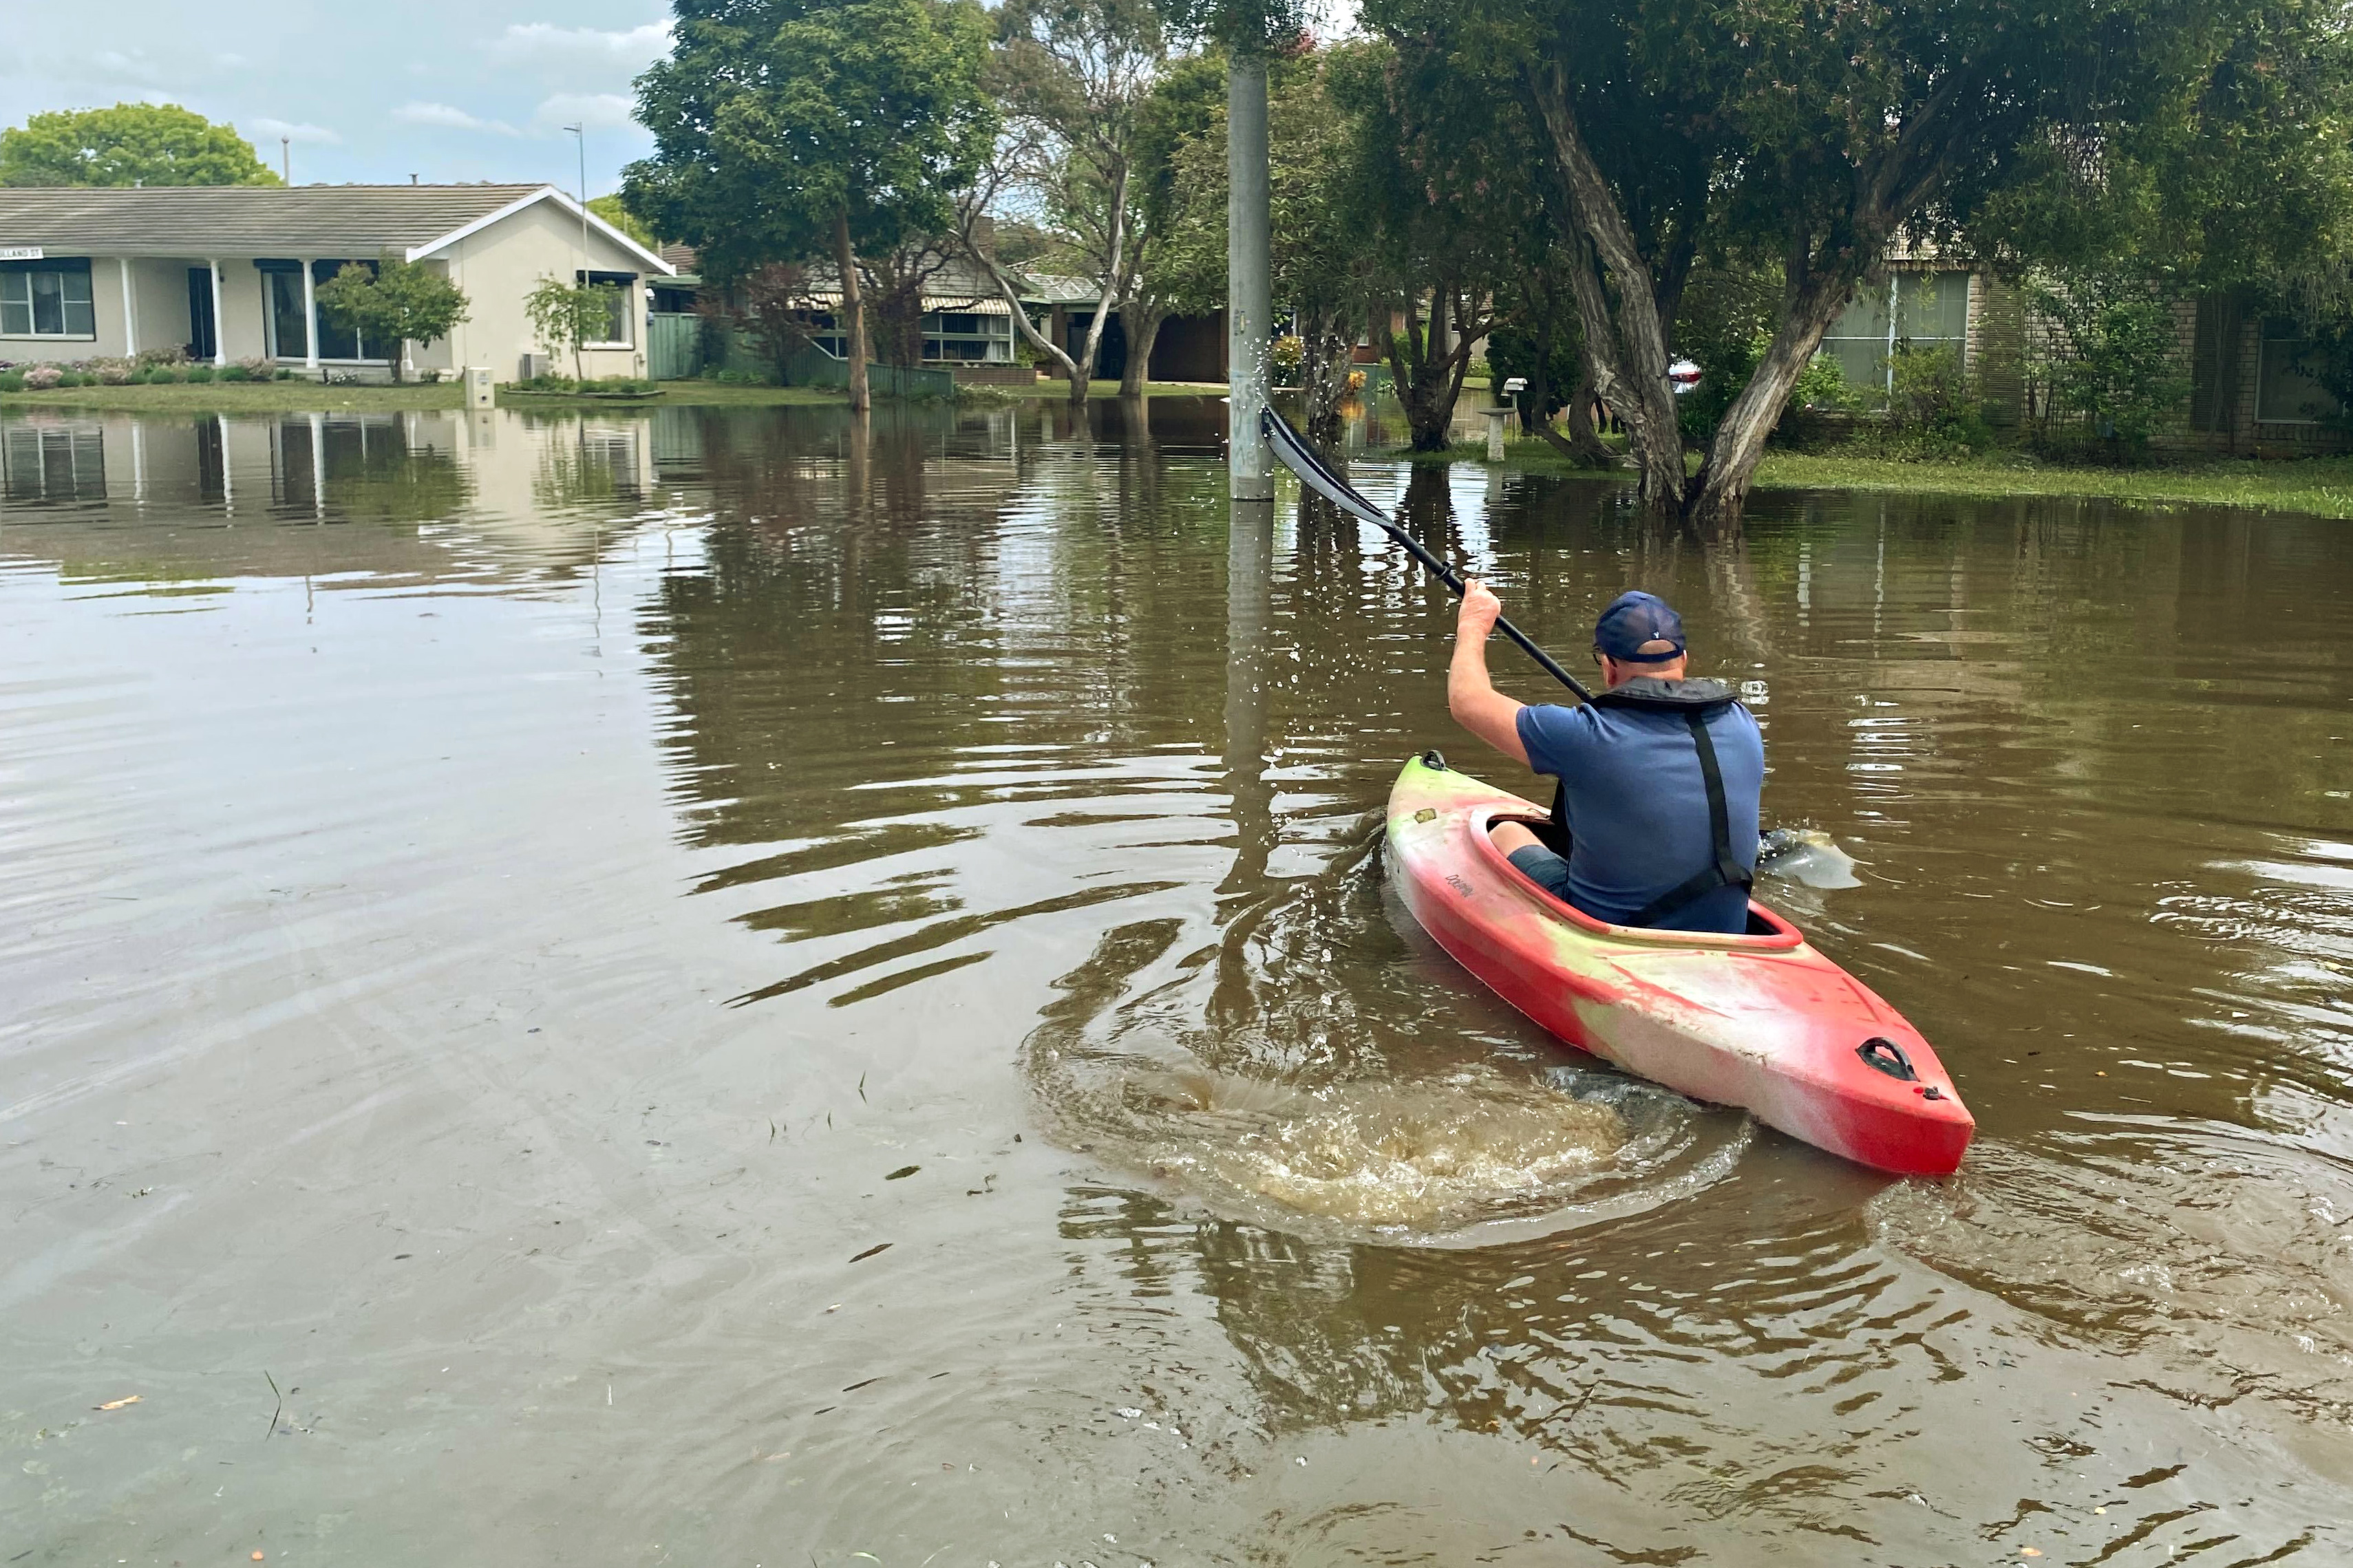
[3,399,2350,1565]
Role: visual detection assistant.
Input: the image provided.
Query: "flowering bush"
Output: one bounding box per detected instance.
[136,345,190,367]
[88,357,137,385]
[235,356,275,378]
[23,364,63,390]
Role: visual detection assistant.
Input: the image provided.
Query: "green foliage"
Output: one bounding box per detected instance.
[626,0,997,285]
[185,365,215,383]
[523,277,619,382]
[1153,0,1308,54]
[1886,346,1991,449]
[0,103,279,187]
[2028,268,2191,449]
[2286,313,2353,431]
[1484,319,1577,418]
[314,255,471,383]
[0,372,23,393]
[587,195,658,248]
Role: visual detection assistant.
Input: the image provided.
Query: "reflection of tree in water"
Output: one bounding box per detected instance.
[275,415,473,524]
[642,404,1235,991]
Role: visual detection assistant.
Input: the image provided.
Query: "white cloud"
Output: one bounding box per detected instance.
[251,116,341,145]
[392,101,520,135]
[489,21,670,66]
[533,93,637,133]
[92,49,167,85]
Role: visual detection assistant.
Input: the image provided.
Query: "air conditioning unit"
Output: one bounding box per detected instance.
[519,352,549,380]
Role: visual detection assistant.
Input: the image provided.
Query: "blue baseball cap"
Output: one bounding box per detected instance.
[1594,590,1686,663]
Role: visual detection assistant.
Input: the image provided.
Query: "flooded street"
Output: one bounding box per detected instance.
[5,399,2352,1564]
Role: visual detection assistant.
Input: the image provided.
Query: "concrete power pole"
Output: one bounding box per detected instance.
[1226,54,1273,502]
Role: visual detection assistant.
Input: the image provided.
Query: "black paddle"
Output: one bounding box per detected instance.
[1261,407,1839,879]
[1259,407,1596,705]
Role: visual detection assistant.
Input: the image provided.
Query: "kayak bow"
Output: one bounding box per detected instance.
[1388,753,1974,1177]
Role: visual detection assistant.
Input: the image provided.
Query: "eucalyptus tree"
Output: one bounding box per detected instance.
[627,0,996,411]
[958,0,1169,405]
[1368,0,2353,525]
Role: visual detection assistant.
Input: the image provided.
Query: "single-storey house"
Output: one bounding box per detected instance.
[0,184,672,383]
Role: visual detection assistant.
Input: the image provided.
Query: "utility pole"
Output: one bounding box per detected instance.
[1226,53,1273,502]
[565,123,589,271]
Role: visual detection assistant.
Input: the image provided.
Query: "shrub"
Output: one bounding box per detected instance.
[0,371,23,393]
[90,358,136,385]
[235,356,275,378]
[2027,266,2189,450]
[220,365,252,382]
[1270,334,1306,383]
[136,345,190,367]
[185,364,215,383]
[149,365,183,385]
[52,369,87,388]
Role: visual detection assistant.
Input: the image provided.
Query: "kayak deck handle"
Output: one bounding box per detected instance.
[1857,1037,1920,1083]
[1421,749,1448,771]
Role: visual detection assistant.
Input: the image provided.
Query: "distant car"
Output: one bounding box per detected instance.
[1668,358,1702,395]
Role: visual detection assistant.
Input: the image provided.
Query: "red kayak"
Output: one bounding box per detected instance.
[1387,753,1973,1177]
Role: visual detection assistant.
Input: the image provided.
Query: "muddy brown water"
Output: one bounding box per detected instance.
[3,400,2351,1564]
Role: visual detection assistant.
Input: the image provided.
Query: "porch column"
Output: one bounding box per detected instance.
[118,258,138,358]
[300,260,319,370]
[207,259,226,366]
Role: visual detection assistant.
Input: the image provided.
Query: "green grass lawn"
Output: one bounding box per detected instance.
[1,381,468,414]
[1394,436,2353,520]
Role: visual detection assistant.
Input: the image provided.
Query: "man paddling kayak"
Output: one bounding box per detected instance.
[1447,584,1764,934]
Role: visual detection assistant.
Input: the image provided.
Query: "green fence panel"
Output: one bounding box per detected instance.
[648,313,705,380]
[778,345,955,398]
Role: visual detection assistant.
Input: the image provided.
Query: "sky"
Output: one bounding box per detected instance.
[0,1,670,196]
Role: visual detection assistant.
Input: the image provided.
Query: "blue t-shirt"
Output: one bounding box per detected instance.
[1514,698,1765,933]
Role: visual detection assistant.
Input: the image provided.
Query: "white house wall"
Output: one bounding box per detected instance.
[6,198,661,380]
[430,200,652,382]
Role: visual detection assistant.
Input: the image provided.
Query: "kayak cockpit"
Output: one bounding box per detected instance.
[1470,808,1805,952]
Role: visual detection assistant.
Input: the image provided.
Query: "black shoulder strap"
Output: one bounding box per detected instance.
[1623,707,1754,928]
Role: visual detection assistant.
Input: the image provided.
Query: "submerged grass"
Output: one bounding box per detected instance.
[1385,437,2353,520]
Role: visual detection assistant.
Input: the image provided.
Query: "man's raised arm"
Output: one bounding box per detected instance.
[1449,579,1531,767]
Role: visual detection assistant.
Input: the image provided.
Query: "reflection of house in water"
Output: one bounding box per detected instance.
[0,408,666,587]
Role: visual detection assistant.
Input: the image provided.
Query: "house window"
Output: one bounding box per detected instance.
[919,308,1012,362]
[575,270,637,347]
[1818,270,1971,396]
[310,260,394,361]
[2255,316,2341,424]
[1,260,96,338]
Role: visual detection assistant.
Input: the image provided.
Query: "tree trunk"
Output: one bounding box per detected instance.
[831,209,869,414]
[1120,301,1166,397]
[1684,268,1856,526]
[1301,301,1355,454]
[1562,365,1614,465]
[1379,284,1482,451]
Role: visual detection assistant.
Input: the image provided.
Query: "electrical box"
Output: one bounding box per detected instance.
[465,366,493,409]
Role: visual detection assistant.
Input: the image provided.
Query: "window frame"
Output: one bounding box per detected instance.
[2254,316,2341,426]
[308,259,395,363]
[575,270,638,350]
[0,259,98,340]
